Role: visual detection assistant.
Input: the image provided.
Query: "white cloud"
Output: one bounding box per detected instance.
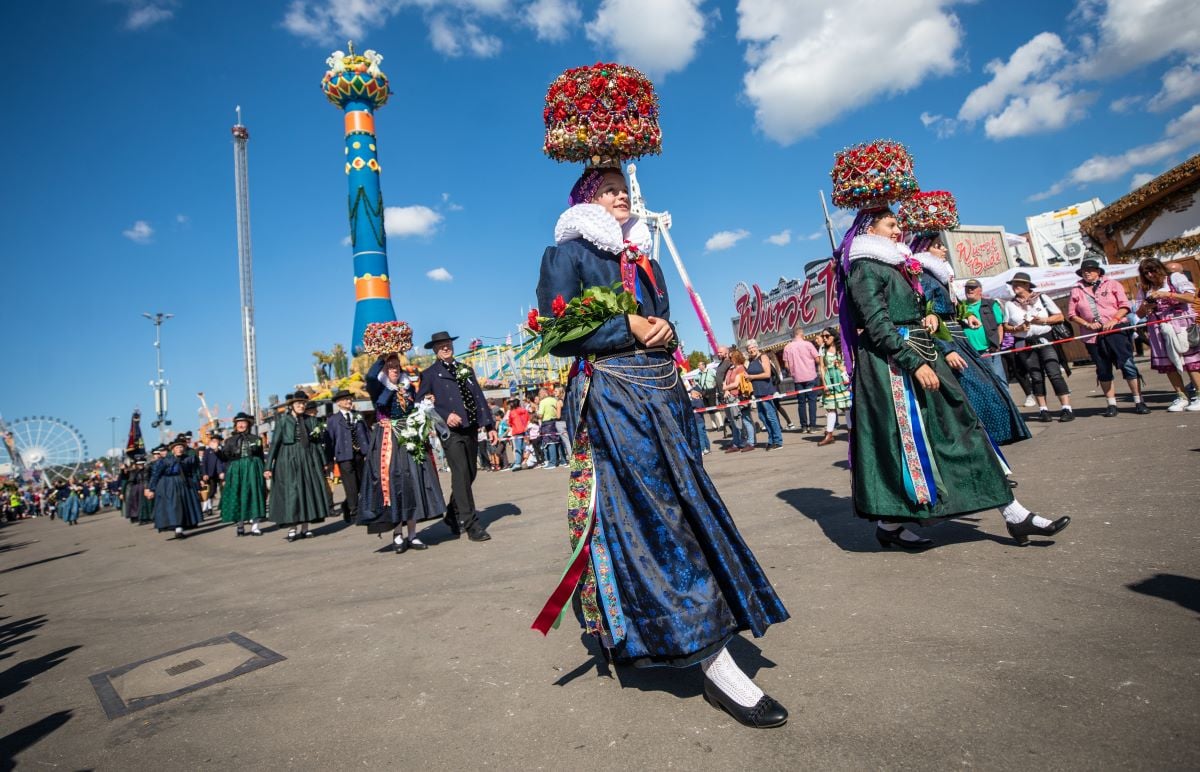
[283,0,396,41]
[429,14,502,57]
[283,0,510,57]
[1129,172,1155,190]
[586,0,706,79]
[441,192,465,211]
[738,0,962,144]
[524,0,580,42]
[765,229,791,246]
[1073,0,1200,79]
[705,229,750,251]
[953,32,1094,140]
[1030,104,1200,201]
[341,235,353,246]
[920,111,958,138]
[122,220,154,244]
[959,32,1066,121]
[1109,95,1143,113]
[1148,56,1200,111]
[830,208,856,233]
[175,213,189,224]
[426,267,454,281]
[982,82,1094,139]
[384,205,443,237]
[802,230,825,241]
[953,2,1200,141]
[124,1,176,30]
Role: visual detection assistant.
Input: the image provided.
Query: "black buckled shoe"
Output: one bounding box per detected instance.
[467,526,491,542]
[1006,513,1071,546]
[702,677,788,728]
[875,526,933,550]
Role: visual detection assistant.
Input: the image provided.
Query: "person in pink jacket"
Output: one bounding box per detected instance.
[1067,257,1148,416]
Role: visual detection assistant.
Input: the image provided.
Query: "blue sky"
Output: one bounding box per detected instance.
[1,0,1197,459]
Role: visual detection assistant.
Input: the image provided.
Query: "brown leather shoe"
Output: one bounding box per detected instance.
[817,432,836,446]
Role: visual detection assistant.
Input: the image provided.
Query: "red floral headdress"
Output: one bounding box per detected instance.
[361,321,413,356]
[830,139,920,210]
[898,190,959,236]
[543,63,662,167]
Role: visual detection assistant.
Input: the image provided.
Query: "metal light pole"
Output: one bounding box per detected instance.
[142,312,174,443]
[626,163,720,356]
[108,416,116,462]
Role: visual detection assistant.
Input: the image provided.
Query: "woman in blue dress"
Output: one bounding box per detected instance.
[147,437,203,539]
[533,166,789,728]
[357,354,446,554]
[59,482,81,525]
[914,243,1031,446]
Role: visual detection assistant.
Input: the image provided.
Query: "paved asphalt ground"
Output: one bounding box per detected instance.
[2,364,1198,770]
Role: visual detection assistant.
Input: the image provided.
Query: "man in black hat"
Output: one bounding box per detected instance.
[1067,257,1147,416]
[200,433,225,516]
[416,331,497,542]
[324,389,368,523]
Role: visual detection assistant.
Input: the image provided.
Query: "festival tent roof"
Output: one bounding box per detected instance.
[1079,154,1200,262]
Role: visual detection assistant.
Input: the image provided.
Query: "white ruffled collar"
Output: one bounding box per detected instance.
[847,233,906,266]
[554,203,653,255]
[913,252,954,285]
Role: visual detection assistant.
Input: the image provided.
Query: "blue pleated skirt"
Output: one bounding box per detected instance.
[566,349,789,667]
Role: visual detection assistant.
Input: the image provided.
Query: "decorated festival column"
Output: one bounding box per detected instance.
[322,44,396,354]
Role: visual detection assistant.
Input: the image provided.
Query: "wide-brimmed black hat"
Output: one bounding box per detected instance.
[232,412,254,424]
[424,331,458,350]
[1006,271,1037,289]
[286,391,310,404]
[169,436,188,448]
[1076,258,1106,277]
[330,389,354,403]
[152,444,167,453]
[207,434,223,442]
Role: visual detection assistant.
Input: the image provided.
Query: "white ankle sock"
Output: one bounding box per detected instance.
[701,647,763,708]
[1133,395,1143,404]
[1001,500,1053,528]
[825,412,837,432]
[1000,500,1030,524]
[1107,397,1117,406]
[877,522,902,532]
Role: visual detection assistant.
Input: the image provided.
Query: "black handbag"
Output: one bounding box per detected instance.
[1041,295,1072,341]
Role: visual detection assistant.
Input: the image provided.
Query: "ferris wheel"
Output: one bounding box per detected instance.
[0,415,89,485]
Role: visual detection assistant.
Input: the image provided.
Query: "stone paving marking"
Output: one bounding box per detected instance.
[88,632,285,719]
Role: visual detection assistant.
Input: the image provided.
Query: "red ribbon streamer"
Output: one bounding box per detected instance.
[531,518,594,636]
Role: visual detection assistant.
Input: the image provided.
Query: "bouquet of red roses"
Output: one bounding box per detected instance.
[526,282,639,358]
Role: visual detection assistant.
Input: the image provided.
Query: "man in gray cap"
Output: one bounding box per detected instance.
[962,278,1008,384]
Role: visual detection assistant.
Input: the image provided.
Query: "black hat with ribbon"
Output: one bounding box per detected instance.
[423,331,459,350]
